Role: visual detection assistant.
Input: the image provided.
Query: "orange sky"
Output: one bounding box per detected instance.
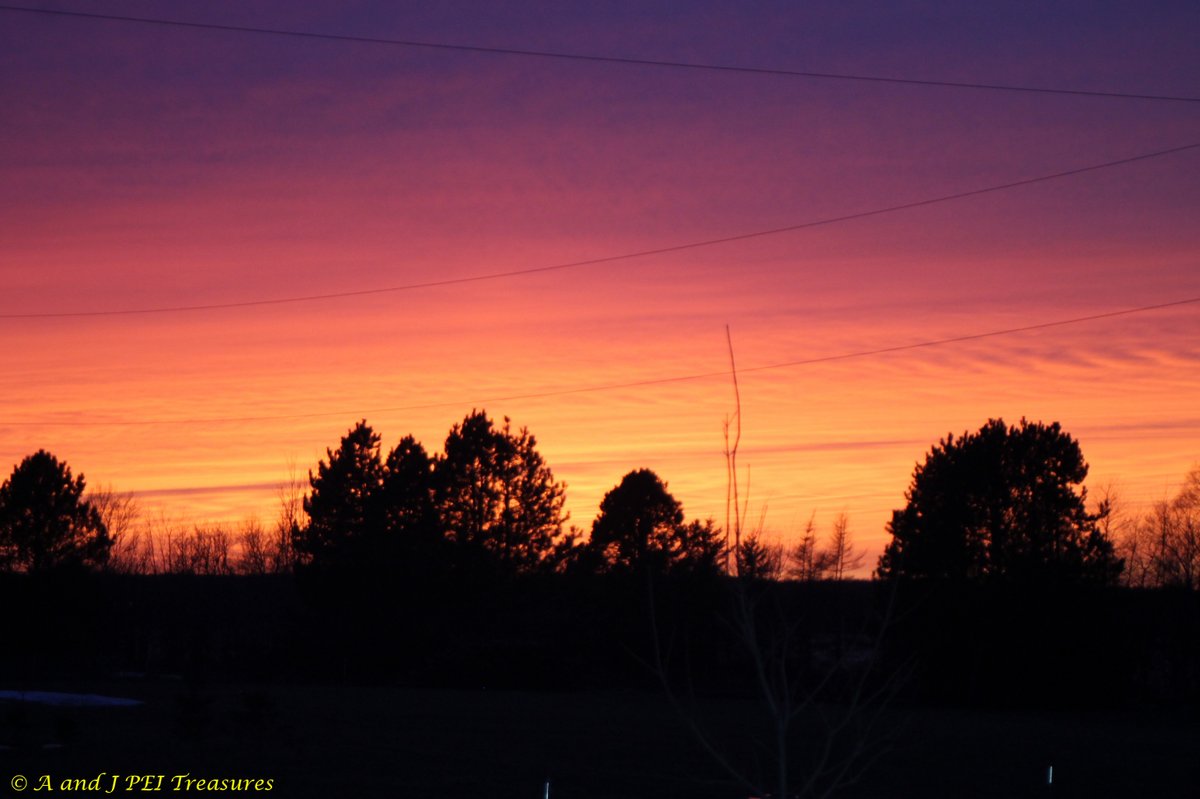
[2,2,1198,572]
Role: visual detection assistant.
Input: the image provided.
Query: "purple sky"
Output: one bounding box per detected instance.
[2,1,1198,566]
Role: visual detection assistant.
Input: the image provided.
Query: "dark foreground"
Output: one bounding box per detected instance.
[2,681,1197,799]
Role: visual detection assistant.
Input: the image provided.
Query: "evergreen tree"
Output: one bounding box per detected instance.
[295,420,385,568]
[0,450,111,572]
[734,530,783,582]
[380,435,443,565]
[436,410,568,574]
[589,469,723,576]
[877,418,1122,584]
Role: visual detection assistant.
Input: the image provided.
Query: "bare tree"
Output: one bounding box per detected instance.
[787,512,869,582]
[723,324,744,573]
[1144,470,1200,589]
[648,328,902,799]
[237,518,271,575]
[825,512,866,581]
[116,534,158,575]
[1170,469,1200,589]
[653,502,899,799]
[1158,468,1200,590]
[161,523,234,575]
[1115,469,1200,589]
[271,461,303,573]
[787,513,832,582]
[1099,484,1149,587]
[87,485,139,544]
[88,485,150,574]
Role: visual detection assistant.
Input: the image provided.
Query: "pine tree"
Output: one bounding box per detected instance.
[877,418,1122,584]
[437,410,568,574]
[0,450,111,572]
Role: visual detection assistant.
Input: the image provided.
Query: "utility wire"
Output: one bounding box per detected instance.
[8,295,1197,427]
[736,295,1200,375]
[3,142,1197,320]
[2,4,1199,103]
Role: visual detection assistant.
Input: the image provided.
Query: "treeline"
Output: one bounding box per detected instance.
[5,416,1199,799]
[2,413,1200,712]
[3,413,1200,587]
[1,410,870,583]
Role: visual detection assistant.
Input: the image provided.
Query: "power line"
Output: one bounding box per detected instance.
[738,295,1200,375]
[3,142,1197,320]
[2,4,1199,104]
[8,295,1197,427]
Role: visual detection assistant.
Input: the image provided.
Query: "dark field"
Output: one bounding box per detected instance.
[3,681,1197,798]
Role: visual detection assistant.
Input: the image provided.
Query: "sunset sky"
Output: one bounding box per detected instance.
[2,1,1198,571]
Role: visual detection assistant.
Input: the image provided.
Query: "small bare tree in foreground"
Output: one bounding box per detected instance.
[649,328,902,799]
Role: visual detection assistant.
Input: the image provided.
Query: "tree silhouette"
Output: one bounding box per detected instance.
[1118,467,1200,589]
[0,450,111,572]
[786,514,833,582]
[876,418,1122,584]
[589,468,723,576]
[380,435,444,567]
[825,512,865,580]
[734,529,784,582]
[436,410,568,574]
[87,485,147,574]
[295,420,385,569]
